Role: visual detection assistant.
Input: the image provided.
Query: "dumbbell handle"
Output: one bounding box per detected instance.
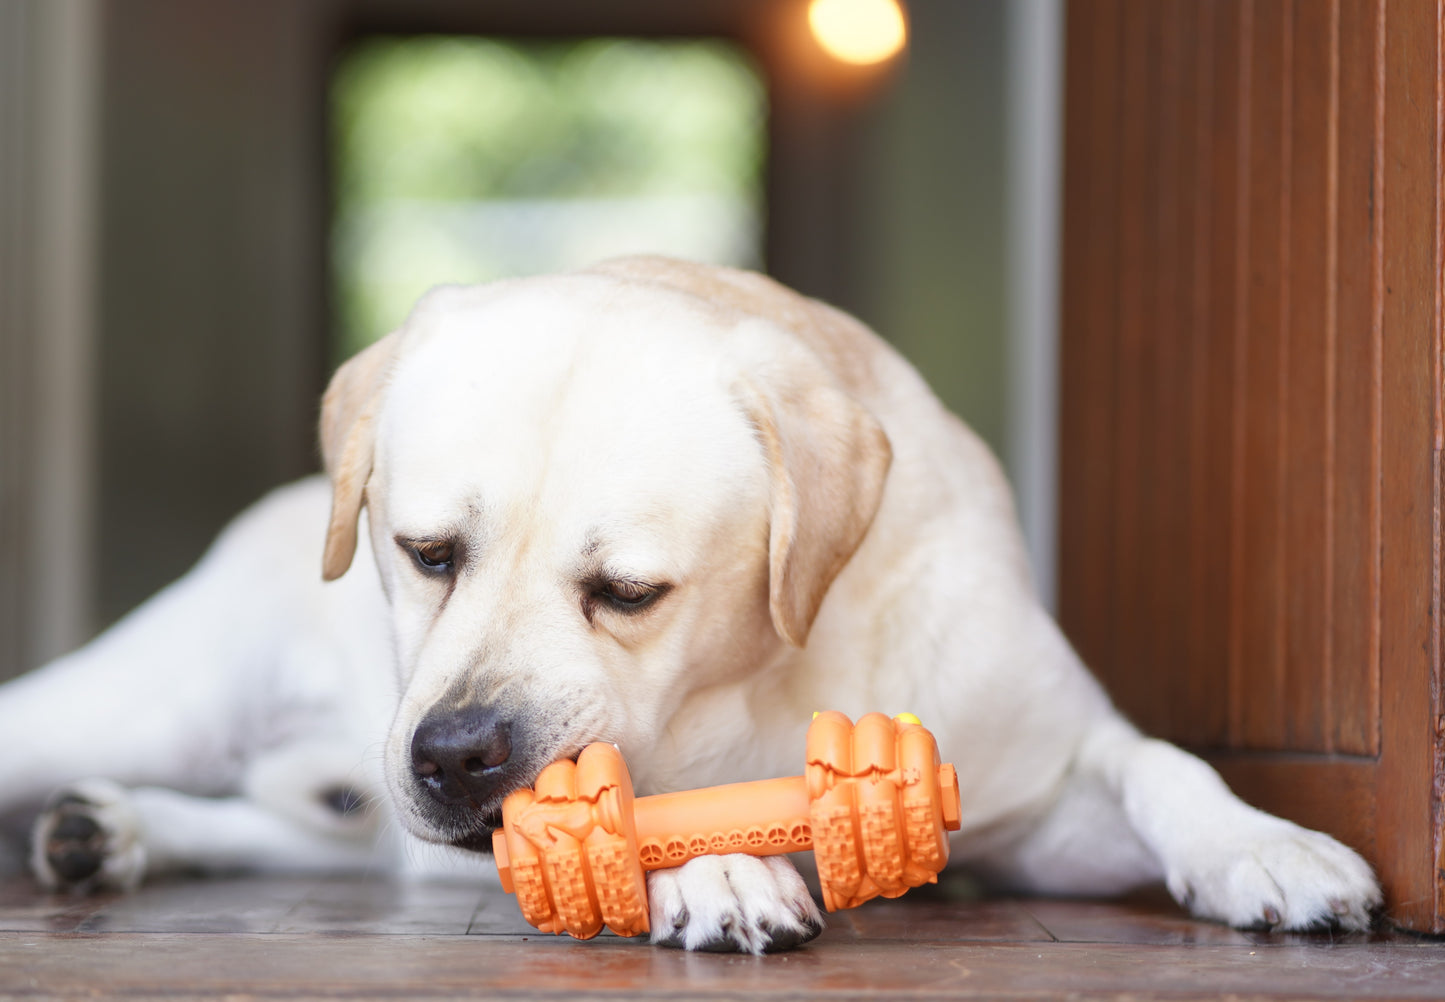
[494,775,813,886]
[632,775,817,865]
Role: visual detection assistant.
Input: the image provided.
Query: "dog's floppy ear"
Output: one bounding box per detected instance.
[319,332,401,581]
[743,376,892,648]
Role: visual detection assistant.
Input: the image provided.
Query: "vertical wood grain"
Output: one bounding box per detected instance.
[1282,0,1331,750]
[1433,0,1445,932]
[1193,0,1242,750]
[1110,0,1157,729]
[1146,0,1183,736]
[1375,0,1441,936]
[1158,0,1200,742]
[1235,0,1288,750]
[1057,0,1121,682]
[1331,0,1383,757]
[1227,0,1253,747]
[1173,0,1223,748]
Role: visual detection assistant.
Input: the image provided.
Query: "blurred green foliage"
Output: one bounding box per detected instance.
[331,36,766,362]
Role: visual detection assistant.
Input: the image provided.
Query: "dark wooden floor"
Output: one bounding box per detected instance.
[1,874,1442,1001]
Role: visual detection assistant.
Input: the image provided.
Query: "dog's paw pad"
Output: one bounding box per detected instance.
[31,780,146,893]
[647,854,824,954]
[44,804,108,885]
[756,909,826,952]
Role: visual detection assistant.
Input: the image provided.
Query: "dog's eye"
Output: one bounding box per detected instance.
[604,580,654,606]
[407,540,455,573]
[591,579,668,615]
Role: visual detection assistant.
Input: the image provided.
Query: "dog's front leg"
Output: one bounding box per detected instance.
[31,783,386,891]
[31,754,391,894]
[1023,715,1383,931]
[645,854,824,953]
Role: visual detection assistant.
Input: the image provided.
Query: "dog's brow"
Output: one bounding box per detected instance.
[391,503,483,550]
[394,532,454,547]
[579,525,672,575]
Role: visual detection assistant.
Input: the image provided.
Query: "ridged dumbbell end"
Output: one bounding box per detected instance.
[806,712,957,911]
[496,743,648,940]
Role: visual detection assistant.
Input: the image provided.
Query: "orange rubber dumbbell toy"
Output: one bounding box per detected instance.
[491,710,962,940]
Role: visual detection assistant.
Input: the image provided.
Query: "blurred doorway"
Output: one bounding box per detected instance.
[329,36,767,360]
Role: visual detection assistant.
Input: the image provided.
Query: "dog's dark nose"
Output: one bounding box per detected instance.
[410,705,512,806]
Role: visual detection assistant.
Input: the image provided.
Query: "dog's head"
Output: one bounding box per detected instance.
[318,260,891,850]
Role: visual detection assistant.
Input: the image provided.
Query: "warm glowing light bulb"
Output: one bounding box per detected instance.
[808,0,908,66]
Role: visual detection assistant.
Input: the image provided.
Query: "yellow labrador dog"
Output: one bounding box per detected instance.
[1,257,1379,951]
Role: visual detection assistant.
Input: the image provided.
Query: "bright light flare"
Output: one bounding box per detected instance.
[807,0,908,67]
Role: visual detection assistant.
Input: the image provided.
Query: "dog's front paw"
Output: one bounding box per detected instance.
[1167,814,1381,932]
[30,779,147,893]
[647,854,824,954]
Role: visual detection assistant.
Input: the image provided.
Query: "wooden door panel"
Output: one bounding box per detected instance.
[1060,0,1442,932]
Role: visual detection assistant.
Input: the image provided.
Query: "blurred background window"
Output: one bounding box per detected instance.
[330,36,767,362]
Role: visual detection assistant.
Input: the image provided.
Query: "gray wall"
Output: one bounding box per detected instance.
[95,0,327,628]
